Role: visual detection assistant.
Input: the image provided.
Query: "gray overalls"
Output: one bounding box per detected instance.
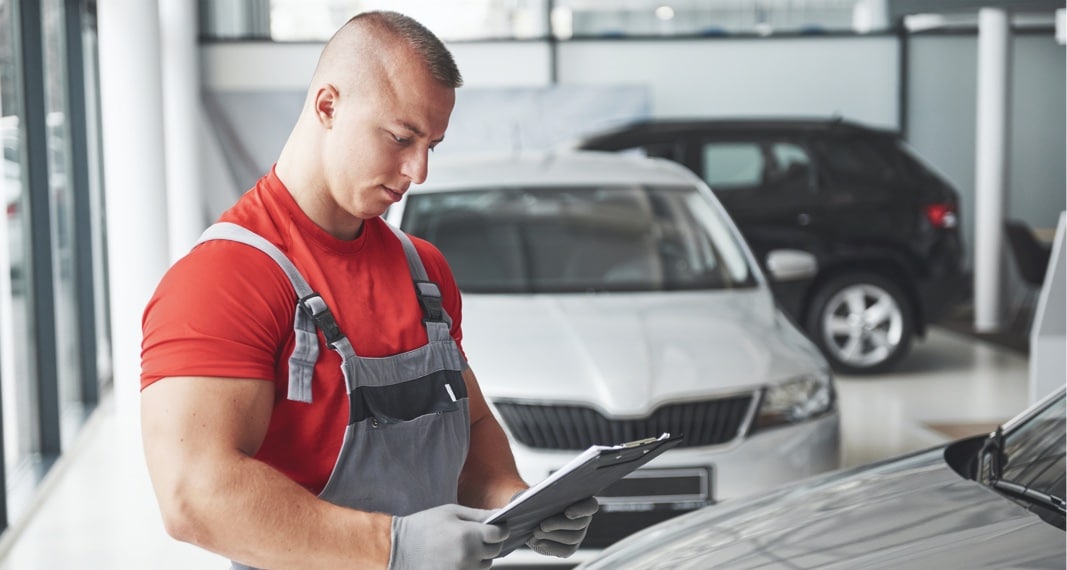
[196,222,471,570]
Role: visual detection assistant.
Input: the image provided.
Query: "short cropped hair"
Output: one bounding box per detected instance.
[347,11,463,88]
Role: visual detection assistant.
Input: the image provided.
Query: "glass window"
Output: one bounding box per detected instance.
[766,141,814,192]
[701,142,763,189]
[552,0,887,38]
[1001,394,1066,505]
[0,0,42,516]
[401,184,755,294]
[203,0,892,41]
[42,0,83,442]
[264,0,548,41]
[812,137,897,184]
[978,392,1066,529]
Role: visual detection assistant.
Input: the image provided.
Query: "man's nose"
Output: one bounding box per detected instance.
[401,149,429,185]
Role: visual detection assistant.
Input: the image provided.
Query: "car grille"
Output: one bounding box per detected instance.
[493,393,755,450]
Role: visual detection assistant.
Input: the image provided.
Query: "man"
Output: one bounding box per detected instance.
[140,11,595,570]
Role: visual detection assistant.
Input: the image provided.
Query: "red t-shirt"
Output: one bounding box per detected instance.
[141,166,465,494]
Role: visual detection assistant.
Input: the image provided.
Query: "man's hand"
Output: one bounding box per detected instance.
[526,497,599,558]
[389,504,509,570]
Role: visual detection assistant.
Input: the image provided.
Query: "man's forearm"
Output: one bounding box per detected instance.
[456,367,528,509]
[458,414,529,509]
[155,450,393,569]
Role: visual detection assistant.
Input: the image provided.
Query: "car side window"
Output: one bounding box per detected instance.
[702,141,813,195]
[766,142,814,193]
[813,137,898,189]
[700,142,763,189]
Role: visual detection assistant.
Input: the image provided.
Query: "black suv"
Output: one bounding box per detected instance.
[576,118,966,374]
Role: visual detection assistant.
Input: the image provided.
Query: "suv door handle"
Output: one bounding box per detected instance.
[797,213,811,226]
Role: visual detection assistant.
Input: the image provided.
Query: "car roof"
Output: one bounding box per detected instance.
[576,117,900,148]
[416,150,700,193]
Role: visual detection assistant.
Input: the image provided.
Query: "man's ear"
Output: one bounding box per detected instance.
[314,84,339,127]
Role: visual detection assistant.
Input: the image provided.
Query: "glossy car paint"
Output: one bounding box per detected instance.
[578,390,1067,570]
[580,449,1064,569]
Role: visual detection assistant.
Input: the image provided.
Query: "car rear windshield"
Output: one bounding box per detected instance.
[401,184,757,294]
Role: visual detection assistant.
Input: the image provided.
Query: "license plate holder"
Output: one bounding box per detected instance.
[596,466,714,513]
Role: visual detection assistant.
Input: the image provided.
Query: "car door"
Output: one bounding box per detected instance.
[688,136,825,320]
[691,136,824,262]
[805,134,917,248]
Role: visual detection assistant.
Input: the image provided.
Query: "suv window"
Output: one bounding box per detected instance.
[812,137,898,187]
[701,142,763,188]
[402,184,756,294]
[702,140,814,194]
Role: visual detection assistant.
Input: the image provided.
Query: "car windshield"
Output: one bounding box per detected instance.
[980,391,1066,529]
[401,184,756,294]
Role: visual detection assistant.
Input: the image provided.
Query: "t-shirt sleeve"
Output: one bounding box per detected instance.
[140,240,295,390]
[411,237,466,362]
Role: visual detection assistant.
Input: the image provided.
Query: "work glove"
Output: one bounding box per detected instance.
[389,503,509,570]
[526,497,599,558]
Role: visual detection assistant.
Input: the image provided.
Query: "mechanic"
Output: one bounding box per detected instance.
[139,10,596,569]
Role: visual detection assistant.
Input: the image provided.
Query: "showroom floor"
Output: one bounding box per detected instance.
[0,326,1038,569]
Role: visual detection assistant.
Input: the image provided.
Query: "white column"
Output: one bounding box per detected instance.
[160,0,203,260]
[97,1,170,425]
[973,8,1011,332]
[1029,212,1065,403]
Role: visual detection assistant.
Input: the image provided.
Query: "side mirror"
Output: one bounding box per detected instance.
[765,249,818,281]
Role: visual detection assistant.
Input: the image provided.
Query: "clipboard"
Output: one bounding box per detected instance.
[486,432,683,557]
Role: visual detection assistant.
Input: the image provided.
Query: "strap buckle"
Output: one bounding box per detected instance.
[414,281,444,322]
[298,293,344,346]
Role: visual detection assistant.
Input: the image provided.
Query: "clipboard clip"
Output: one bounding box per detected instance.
[618,436,663,448]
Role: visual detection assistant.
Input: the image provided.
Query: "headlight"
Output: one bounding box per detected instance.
[755,370,835,430]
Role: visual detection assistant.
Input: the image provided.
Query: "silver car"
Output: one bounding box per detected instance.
[387,151,841,564]
[578,387,1067,569]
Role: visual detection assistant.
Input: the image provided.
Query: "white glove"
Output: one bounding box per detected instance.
[389,504,509,570]
[526,497,599,558]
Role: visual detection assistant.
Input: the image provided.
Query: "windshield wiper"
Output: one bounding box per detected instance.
[980,426,1067,517]
[990,480,1067,516]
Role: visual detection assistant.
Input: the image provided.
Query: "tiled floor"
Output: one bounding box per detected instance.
[0,326,1038,569]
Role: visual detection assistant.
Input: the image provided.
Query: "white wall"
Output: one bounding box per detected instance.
[908,32,1067,271]
[199,40,554,90]
[557,36,900,128]
[449,41,554,87]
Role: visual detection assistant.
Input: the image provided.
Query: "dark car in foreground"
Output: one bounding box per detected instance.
[577,386,1066,569]
[574,118,966,374]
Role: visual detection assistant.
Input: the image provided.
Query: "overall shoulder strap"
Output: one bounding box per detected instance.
[196,222,335,403]
[381,220,453,339]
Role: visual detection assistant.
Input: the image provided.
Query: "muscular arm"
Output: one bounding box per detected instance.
[141,376,392,569]
[457,367,529,509]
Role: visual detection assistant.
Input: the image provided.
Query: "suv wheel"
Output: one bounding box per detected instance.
[806,273,914,375]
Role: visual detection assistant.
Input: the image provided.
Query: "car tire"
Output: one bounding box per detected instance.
[805,272,914,375]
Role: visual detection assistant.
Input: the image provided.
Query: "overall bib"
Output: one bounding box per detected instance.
[196,222,471,570]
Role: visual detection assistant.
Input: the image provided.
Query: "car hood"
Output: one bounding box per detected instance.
[460,289,824,415]
[580,447,1065,569]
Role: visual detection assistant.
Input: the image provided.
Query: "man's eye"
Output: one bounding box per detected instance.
[392,134,410,145]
